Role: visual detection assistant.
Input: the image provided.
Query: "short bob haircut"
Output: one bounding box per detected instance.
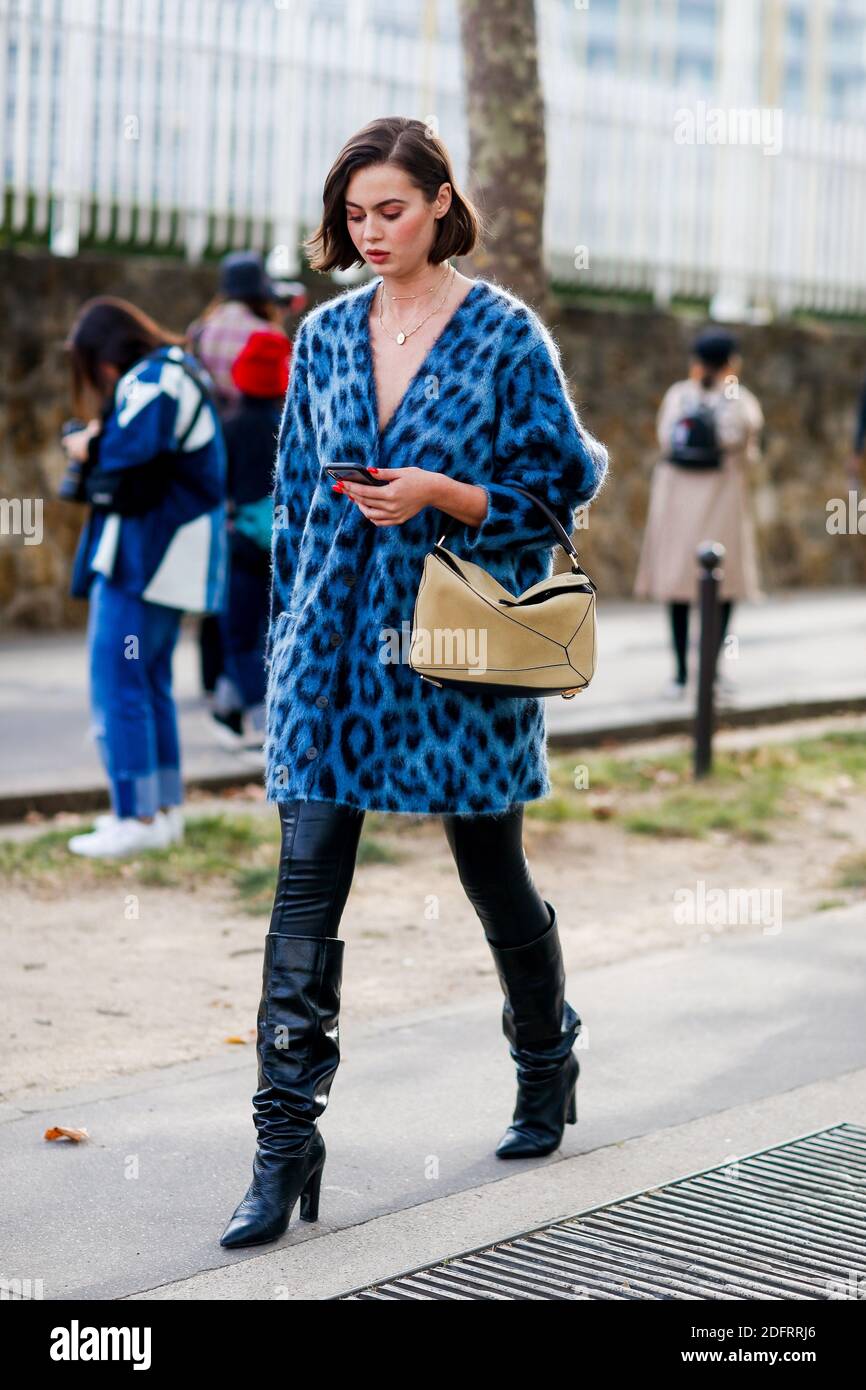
[305,116,482,273]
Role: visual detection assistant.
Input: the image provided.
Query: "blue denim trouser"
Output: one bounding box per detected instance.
[216,533,269,711]
[88,574,184,818]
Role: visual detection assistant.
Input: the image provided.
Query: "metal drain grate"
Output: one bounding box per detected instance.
[337,1123,866,1300]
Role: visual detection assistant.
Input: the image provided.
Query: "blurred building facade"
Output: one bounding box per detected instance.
[327,0,865,120]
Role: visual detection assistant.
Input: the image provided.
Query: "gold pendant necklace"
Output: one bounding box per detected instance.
[378,265,455,346]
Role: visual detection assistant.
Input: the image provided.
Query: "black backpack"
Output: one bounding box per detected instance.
[667,401,722,470]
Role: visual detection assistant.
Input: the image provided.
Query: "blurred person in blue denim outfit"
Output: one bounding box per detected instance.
[61,297,227,858]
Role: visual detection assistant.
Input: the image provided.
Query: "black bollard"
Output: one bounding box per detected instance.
[694,541,726,779]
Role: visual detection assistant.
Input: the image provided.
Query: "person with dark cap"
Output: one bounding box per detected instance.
[186,252,294,703]
[187,251,289,416]
[634,328,765,701]
[210,330,293,750]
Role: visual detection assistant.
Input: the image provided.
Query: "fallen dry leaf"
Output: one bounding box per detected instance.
[44,1126,89,1142]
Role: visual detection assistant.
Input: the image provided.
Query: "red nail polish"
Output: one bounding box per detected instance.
[369,467,379,474]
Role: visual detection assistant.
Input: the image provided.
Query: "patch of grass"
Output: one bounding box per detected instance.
[136,860,179,888]
[526,793,591,823]
[0,828,91,871]
[589,752,696,789]
[3,730,864,889]
[357,837,400,865]
[0,809,400,908]
[545,730,866,842]
[833,852,866,891]
[792,306,866,329]
[233,865,280,916]
[622,785,779,842]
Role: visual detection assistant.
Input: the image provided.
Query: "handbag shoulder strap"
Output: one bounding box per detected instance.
[437,482,582,568]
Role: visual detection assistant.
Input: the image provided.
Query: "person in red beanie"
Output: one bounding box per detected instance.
[210,330,292,751]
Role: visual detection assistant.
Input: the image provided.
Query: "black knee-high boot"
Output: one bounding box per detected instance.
[486,901,581,1159]
[219,933,344,1248]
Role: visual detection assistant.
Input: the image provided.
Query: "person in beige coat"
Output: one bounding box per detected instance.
[634,330,764,698]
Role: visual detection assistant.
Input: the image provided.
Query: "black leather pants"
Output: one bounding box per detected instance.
[269,800,552,948]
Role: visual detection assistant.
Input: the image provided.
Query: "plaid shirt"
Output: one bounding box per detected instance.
[188,302,287,411]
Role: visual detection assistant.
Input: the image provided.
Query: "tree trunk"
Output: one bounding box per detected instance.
[457,0,549,314]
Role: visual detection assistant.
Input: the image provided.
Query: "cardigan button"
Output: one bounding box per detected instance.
[305,746,318,760]
[315,695,329,708]
[329,633,342,647]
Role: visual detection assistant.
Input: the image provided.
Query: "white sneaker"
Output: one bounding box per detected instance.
[161,806,185,844]
[210,708,247,750]
[661,679,688,701]
[714,671,738,706]
[68,814,173,859]
[92,808,183,840]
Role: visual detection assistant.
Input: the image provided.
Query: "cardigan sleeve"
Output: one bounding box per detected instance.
[452,337,608,556]
[269,320,315,632]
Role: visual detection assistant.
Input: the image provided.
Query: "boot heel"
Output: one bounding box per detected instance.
[565,1085,577,1125]
[299,1157,324,1222]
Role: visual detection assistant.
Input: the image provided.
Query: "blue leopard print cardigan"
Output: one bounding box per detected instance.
[265,274,609,817]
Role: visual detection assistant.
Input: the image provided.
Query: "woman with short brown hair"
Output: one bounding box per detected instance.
[220,116,609,1249]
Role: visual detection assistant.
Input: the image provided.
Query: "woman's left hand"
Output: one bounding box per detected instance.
[336,467,438,526]
[62,419,102,463]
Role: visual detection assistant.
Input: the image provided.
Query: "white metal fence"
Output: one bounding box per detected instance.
[1,0,865,316]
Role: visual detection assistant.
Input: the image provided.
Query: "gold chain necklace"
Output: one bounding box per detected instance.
[377,265,456,346]
[385,265,451,301]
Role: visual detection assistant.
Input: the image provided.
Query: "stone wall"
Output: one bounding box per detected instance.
[1,249,864,629]
[548,298,866,594]
[0,250,219,626]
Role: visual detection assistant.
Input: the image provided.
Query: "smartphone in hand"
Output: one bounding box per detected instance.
[324,464,389,488]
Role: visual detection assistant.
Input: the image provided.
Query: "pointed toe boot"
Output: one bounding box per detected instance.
[219,1130,326,1248]
[487,902,581,1160]
[219,933,344,1249]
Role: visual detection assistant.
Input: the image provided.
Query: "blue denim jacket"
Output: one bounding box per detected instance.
[71,346,228,613]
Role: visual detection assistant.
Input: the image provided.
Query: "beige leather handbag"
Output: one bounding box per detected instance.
[410,484,597,700]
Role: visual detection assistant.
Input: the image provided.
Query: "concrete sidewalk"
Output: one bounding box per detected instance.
[137,1074,866,1302]
[1,589,865,816]
[2,900,864,1301]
